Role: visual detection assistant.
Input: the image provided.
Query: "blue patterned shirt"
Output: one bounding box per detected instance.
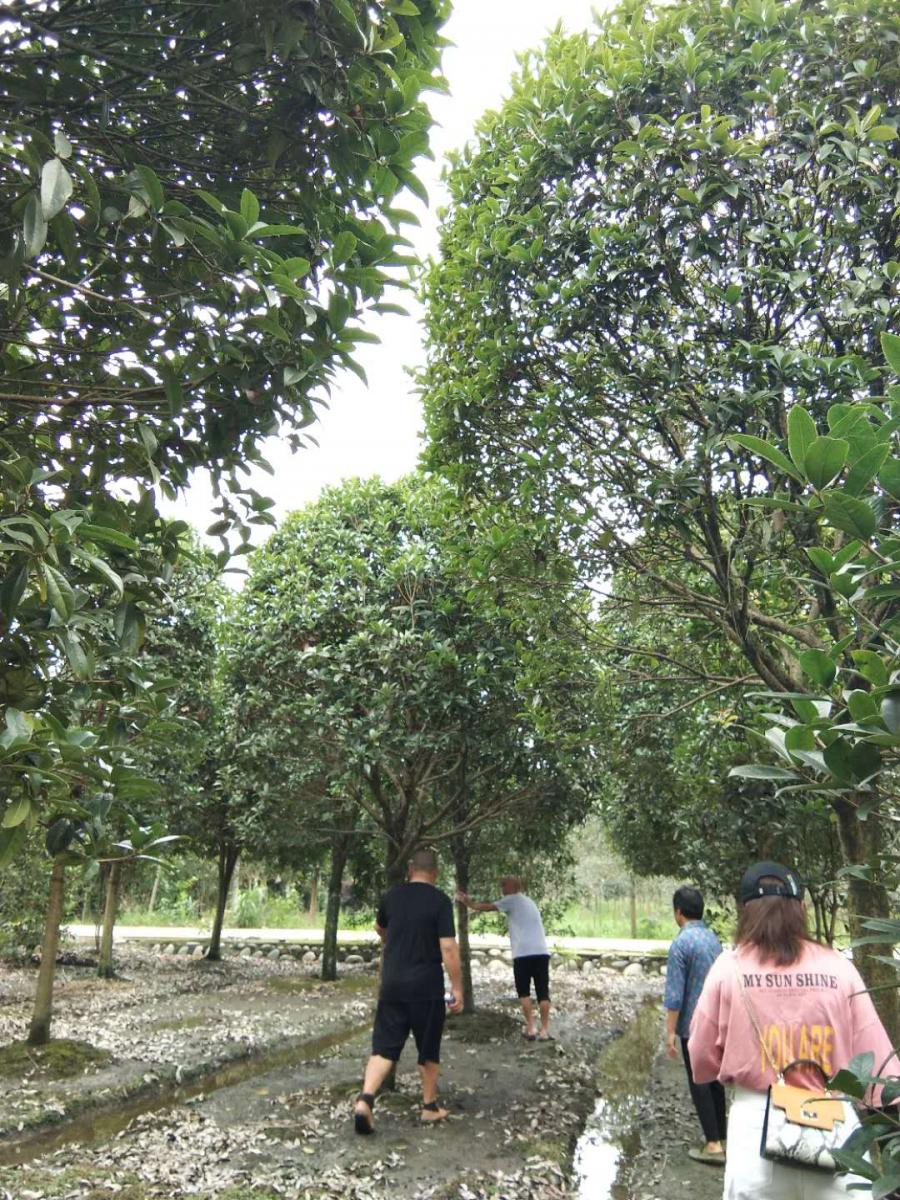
[664,920,722,1039]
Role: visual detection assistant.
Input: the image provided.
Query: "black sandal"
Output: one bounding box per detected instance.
[422,1101,441,1112]
[354,1091,376,1135]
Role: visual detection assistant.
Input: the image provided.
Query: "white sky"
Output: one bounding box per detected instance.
[169,1,603,541]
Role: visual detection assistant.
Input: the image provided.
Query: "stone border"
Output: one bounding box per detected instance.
[108,938,666,976]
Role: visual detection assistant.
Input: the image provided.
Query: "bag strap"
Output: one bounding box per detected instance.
[733,956,783,1082]
[780,1058,830,1087]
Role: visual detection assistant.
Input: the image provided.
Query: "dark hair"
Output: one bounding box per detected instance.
[673,886,704,920]
[735,876,813,966]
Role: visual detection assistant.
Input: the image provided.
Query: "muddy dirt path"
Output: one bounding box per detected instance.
[0,949,684,1199]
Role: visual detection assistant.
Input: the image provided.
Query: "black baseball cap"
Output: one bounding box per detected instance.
[739,861,804,904]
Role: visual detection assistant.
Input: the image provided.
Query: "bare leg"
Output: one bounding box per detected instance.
[520,996,535,1036]
[354,1054,395,1132]
[418,1060,448,1121]
[538,999,551,1037]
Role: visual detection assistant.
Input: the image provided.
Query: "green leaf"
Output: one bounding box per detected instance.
[787,406,817,472]
[41,562,75,620]
[727,435,803,482]
[728,764,799,781]
[805,547,834,576]
[798,648,836,688]
[844,442,889,496]
[0,562,29,619]
[133,165,164,210]
[79,553,124,598]
[0,824,28,869]
[883,332,900,376]
[62,632,93,680]
[853,650,889,688]
[53,130,73,159]
[79,524,141,551]
[240,188,260,226]
[23,193,47,258]
[823,492,877,540]
[332,231,358,265]
[879,458,900,501]
[869,125,898,143]
[41,158,74,220]
[847,690,878,722]
[1,795,32,828]
[803,437,848,489]
[881,693,900,735]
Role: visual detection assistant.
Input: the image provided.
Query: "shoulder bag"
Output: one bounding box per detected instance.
[734,961,860,1171]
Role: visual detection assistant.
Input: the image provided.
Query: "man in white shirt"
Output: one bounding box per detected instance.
[456,876,552,1040]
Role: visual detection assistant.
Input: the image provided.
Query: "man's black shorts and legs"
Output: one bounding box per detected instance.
[513,953,551,1041]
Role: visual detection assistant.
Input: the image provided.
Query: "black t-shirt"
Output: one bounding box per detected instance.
[377,882,455,1001]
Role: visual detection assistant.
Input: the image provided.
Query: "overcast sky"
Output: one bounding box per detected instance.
[169,1,603,539]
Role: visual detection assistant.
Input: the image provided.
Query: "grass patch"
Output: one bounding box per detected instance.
[148,1013,208,1033]
[0,1039,111,1080]
[265,973,375,995]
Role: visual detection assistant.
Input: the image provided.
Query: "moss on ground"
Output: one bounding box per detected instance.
[0,1039,111,1079]
[265,973,375,995]
[444,1009,519,1043]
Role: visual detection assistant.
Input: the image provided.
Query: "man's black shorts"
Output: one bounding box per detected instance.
[513,954,551,1002]
[372,996,446,1065]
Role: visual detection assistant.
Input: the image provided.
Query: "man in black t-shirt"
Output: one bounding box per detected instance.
[353,847,463,1135]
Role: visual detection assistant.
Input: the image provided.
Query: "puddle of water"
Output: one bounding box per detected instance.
[0,1020,369,1167]
[573,1000,660,1200]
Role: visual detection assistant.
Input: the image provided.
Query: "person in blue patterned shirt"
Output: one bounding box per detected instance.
[664,885,726,1166]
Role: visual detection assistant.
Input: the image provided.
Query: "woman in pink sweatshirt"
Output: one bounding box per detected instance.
[689,861,898,1200]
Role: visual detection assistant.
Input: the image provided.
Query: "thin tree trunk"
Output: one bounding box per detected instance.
[148,863,162,914]
[834,799,899,1042]
[308,869,319,922]
[629,877,637,940]
[97,861,122,979]
[207,843,239,961]
[321,838,349,982]
[28,859,66,1046]
[451,836,475,1014]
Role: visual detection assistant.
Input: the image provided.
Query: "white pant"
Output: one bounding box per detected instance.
[725,1087,866,1200]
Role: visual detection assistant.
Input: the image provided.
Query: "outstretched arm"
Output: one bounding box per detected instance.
[455,891,498,912]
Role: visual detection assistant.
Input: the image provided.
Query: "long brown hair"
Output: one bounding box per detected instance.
[734,879,815,967]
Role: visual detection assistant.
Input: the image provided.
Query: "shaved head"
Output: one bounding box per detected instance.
[409,847,438,875]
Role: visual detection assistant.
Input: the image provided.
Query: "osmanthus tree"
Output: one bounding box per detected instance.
[422,0,900,1030]
[0,0,448,849]
[228,476,601,984]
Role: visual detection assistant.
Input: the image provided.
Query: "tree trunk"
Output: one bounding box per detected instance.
[451,836,475,1014]
[321,837,349,982]
[28,859,66,1046]
[207,843,239,962]
[148,863,162,914]
[97,861,122,979]
[629,877,637,939]
[833,799,899,1042]
[308,869,319,923]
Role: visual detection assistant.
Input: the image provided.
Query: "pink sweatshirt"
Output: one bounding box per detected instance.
[689,942,898,1094]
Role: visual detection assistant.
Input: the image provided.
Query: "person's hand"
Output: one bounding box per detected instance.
[666,1033,678,1060]
[447,992,463,1014]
